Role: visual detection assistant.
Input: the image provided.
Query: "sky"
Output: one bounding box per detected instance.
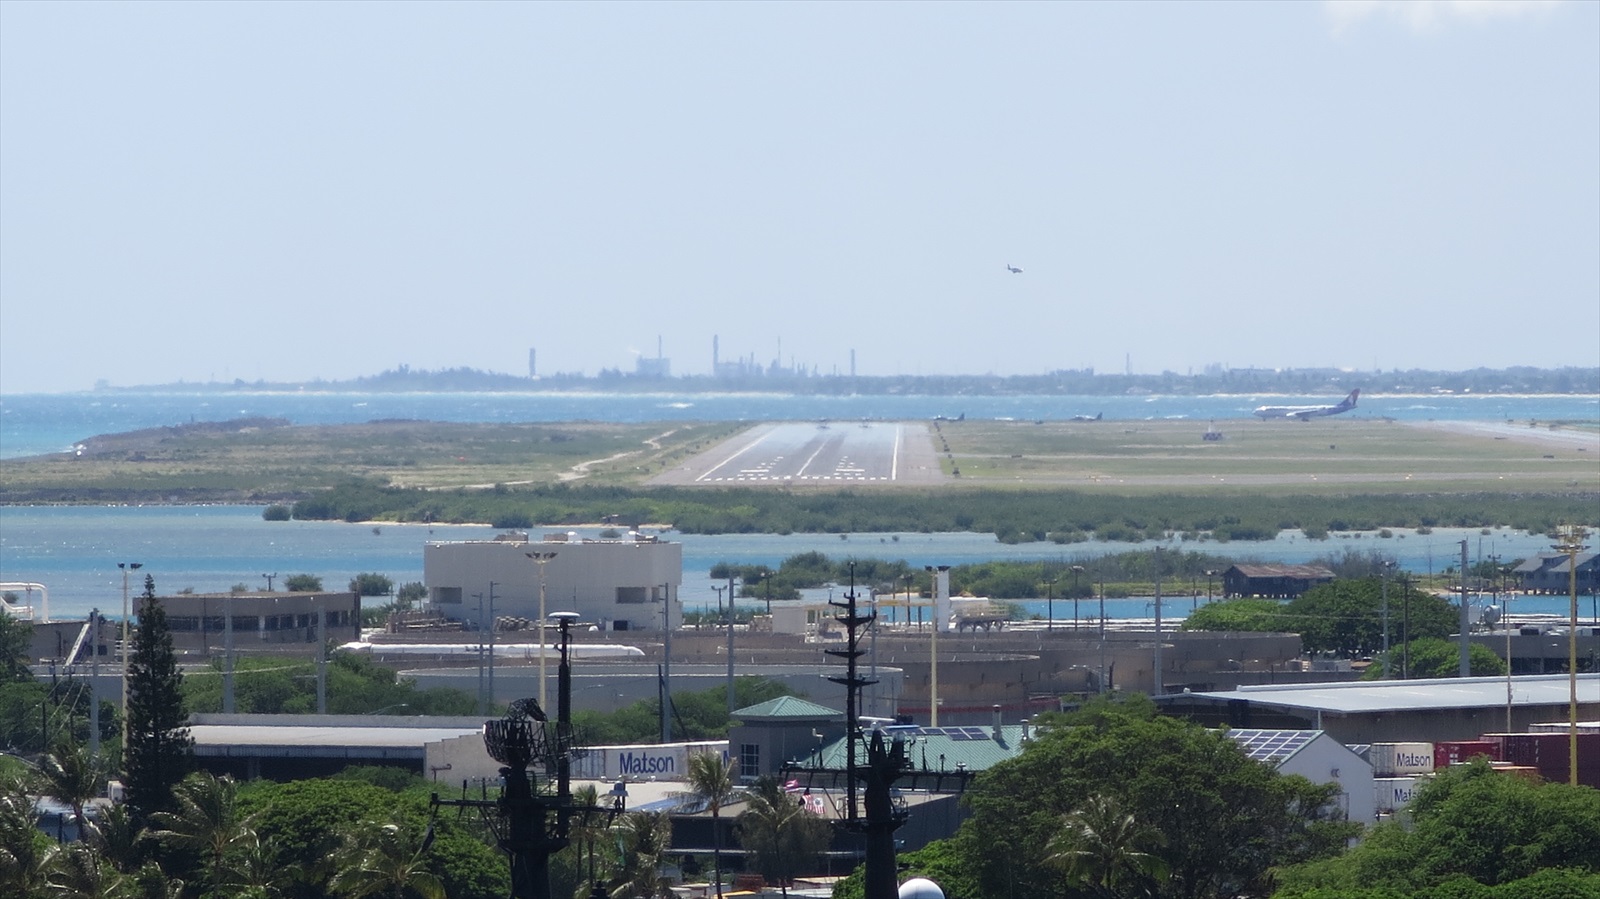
[1,0,1597,393]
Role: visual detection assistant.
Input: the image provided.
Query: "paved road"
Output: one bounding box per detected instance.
[650,421,943,486]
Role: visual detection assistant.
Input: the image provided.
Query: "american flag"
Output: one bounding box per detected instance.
[783,779,802,793]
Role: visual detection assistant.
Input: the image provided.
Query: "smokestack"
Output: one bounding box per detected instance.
[851,349,856,378]
[528,348,536,378]
[992,704,1002,740]
[713,335,719,372]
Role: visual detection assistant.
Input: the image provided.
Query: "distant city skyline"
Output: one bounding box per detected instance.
[2,1,1596,394]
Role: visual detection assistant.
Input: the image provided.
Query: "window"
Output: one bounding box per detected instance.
[616,587,647,605]
[436,587,462,605]
[739,744,761,779]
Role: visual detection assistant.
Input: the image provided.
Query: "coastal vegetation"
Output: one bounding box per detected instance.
[281,480,1593,544]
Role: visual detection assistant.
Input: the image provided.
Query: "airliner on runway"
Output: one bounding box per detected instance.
[1253,389,1360,421]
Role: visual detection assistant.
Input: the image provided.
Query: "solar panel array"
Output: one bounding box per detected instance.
[906,726,993,741]
[1227,729,1318,762]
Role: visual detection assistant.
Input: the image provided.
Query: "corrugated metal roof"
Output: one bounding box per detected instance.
[733,696,844,720]
[188,723,482,757]
[1189,674,1599,715]
[1230,565,1336,579]
[813,724,1028,772]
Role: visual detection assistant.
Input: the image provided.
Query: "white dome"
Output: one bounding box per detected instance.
[898,878,945,899]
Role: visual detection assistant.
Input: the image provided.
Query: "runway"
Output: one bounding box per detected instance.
[649,421,944,486]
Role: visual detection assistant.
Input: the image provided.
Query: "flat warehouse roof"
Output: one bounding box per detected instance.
[1186,674,1599,715]
[188,717,484,759]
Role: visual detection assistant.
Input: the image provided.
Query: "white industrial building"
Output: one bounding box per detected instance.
[424,531,682,633]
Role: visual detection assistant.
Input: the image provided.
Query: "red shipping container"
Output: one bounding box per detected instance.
[1434,740,1500,768]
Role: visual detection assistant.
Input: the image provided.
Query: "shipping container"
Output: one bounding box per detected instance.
[1374,776,1427,813]
[1371,742,1436,777]
[1434,740,1500,768]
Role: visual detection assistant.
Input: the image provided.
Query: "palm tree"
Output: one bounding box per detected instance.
[149,771,255,894]
[220,830,303,899]
[39,739,102,838]
[570,784,612,898]
[1045,794,1168,898]
[84,802,148,875]
[608,811,673,899]
[0,771,58,899]
[677,752,737,898]
[328,820,445,899]
[43,841,138,899]
[735,777,832,897]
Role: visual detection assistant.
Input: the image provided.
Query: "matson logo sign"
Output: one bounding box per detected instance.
[570,742,725,781]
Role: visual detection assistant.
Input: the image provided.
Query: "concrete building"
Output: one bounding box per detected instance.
[158,591,361,655]
[424,531,682,633]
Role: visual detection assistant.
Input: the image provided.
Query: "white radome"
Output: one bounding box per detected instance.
[898,878,945,899]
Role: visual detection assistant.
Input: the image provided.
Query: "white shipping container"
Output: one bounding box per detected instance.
[1371,742,1436,777]
[1373,776,1427,813]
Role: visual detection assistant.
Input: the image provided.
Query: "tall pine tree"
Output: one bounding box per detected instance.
[123,574,192,821]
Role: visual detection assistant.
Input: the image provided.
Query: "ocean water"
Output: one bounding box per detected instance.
[2,389,1596,459]
[0,504,1585,623]
[1,391,1596,624]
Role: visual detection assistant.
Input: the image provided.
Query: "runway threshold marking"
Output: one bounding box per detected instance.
[695,429,775,482]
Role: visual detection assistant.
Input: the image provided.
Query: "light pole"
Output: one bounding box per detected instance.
[1044,569,1055,633]
[1152,548,1164,696]
[1380,561,1395,679]
[526,551,558,712]
[1205,569,1217,604]
[725,575,738,716]
[261,572,276,592]
[1071,565,1085,632]
[117,561,142,750]
[1553,525,1588,786]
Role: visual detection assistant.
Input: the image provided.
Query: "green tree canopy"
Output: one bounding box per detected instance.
[348,573,394,597]
[283,574,323,592]
[1362,638,1507,680]
[1182,578,1458,659]
[1276,759,1600,896]
[0,612,33,683]
[948,697,1355,899]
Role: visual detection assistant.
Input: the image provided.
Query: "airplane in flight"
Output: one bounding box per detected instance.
[1253,389,1360,421]
[1006,264,1023,274]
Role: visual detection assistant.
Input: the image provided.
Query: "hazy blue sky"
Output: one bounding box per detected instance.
[2,1,1596,393]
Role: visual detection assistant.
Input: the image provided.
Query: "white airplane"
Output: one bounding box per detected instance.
[1253,389,1360,421]
[1006,264,1022,274]
[1070,412,1102,422]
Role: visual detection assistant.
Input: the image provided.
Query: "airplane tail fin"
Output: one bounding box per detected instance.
[1344,389,1360,408]
[1095,412,1102,420]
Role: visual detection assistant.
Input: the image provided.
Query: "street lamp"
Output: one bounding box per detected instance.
[117,562,142,750]
[1553,525,1589,787]
[1380,561,1395,679]
[261,572,276,592]
[1044,570,1055,633]
[1071,565,1085,632]
[526,551,558,712]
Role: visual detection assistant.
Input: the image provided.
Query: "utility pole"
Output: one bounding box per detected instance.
[1459,540,1472,677]
[117,561,141,752]
[661,583,673,744]
[526,552,558,711]
[488,582,499,712]
[1554,525,1589,786]
[1152,548,1164,696]
[1380,562,1394,679]
[726,575,737,717]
